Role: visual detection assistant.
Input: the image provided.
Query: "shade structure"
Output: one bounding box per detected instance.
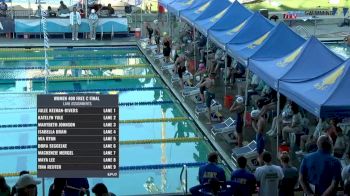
[208,12,268,50]
[168,0,206,17]
[279,59,350,118]
[249,36,344,90]
[181,0,231,26]
[207,0,252,49]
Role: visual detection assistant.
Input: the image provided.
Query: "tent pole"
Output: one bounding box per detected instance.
[243,67,250,127]
[140,0,143,37]
[276,91,281,157]
[167,11,170,36]
[193,26,196,70]
[318,118,322,137]
[206,37,209,70]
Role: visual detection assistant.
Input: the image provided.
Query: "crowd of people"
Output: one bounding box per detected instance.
[143,15,350,195]
[0,172,115,196]
[193,136,348,196]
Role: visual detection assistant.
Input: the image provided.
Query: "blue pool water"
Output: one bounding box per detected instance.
[0,47,230,195]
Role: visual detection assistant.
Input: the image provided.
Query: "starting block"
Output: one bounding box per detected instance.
[161,63,174,72]
[171,72,193,83]
[195,99,222,116]
[211,117,236,136]
[231,141,259,170]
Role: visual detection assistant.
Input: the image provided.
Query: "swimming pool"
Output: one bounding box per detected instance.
[326,43,350,59]
[0,46,231,195]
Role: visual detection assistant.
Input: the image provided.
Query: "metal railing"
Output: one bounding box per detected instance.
[294,25,312,38]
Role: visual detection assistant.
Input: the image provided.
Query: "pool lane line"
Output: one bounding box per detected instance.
[0,74,158,82]
[48,86,165,93]
[0,137,203,151]
[0,117,190,128]
[0,47,139,52]
[1,162,207,177]
[0,64,149,70]
[0,55,144,61]
[0,100,174,110]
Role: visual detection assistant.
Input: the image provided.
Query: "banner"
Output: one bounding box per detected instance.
[0,18,14,33]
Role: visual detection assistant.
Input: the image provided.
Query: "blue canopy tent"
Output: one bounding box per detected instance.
[194,0,233,36]
[168,0,206,17]
[158,0,177,8]
[225,15,275,66]
[207,1,252,49]
[209,12,267,50]
[249,36,343,90]
[279,60,350,118]
[181,0,231,26]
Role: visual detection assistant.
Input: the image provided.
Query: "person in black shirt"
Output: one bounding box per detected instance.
[145,22,153,44]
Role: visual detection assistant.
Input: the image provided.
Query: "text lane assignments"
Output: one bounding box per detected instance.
[37,94,119,178]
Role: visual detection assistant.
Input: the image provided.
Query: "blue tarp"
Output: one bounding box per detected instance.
[208,12,268,50]
[181,0,231,26]
[226,23,293,66]
[249,36,344,90]
[168,0,206,17]
[279,60,350,118]
[158,0,177,8]
[207,1,252,49]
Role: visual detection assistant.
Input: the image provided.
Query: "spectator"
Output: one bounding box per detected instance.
[34,5,42,17]
[279,152,298,196]
[15,174,41,196]
[11,171,29,196]
[327,118,340,144]
[89,9,98,40]
[65,178,89,196]
[58,1,69,15]
[194,60,207,82]
[0,176,10,196]
[47,6,56,17]
[299,135,342,196]
[70,7,81,41]
[107,4,114,16]
[255,151,284,196]
[198,152,226,185]
[333,126,347,158]
[0,1,8,17]
[145,22,153,44]
[92,183,116,196]
[231,156,256,196]
[251,109,267,164]
[229,96,245,147]
[48,178,67,196]
[343,151,350,195]
[153,20,161,53]
[174,54,187,89]
[282,103,303,143]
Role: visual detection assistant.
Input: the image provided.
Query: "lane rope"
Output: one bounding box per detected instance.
[0,55,144,61]
[0,162,207,177]
[48,86,165,93]
[0,74,157,82]
[0,64,148,70]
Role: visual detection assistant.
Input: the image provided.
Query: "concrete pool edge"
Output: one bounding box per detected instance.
[137,43,235,172]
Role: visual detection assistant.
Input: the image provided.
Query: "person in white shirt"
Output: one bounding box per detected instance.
[88,9,98,40]
[255,151,284,196]
[70,7,81,41]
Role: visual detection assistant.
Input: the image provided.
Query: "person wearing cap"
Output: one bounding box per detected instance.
[11,171,29,196]
[70,7,81,41]
[231,156,256,196]
[92,183,116,196]
[89,9,99,40]
[299,135,342,196]
[194,60,207,83]
[279,152,298,196]
[229,96,245,147]
[254,151,284,196]
[15,174,41,196]
[198,152,226,185]
[251,109,267,164]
